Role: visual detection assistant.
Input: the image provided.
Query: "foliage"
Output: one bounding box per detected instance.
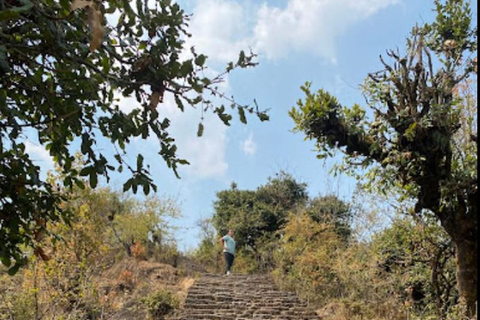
[306,195,352,243]
[194,217,223,273]
[272,211,344,305]
[209,172,308,272]
[212,172,308,251]
[271,205,460,320]
[371,216,457,318]
[141,288,179,319]
[194,238,222,273]
[0,0,268,272]
[0,186,182,319]
[194,172,353,275]
[107,192,180,257]
[0,270,36,320]
[290,0,477,313]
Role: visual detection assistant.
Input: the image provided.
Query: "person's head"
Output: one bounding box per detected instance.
[228,229,234,237]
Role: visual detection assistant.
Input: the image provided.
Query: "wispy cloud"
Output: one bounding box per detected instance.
[123,92,229,181]
[187,0,400,63]
[254,0,399,61]
[24,140,55,172]
[186,0,254,62]
[241,133,257,156]
[181,118,229,179]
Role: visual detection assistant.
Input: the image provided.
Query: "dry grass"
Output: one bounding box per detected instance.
[95,257,197,318]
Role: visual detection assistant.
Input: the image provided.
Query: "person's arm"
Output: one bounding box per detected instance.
[219,236,227,250]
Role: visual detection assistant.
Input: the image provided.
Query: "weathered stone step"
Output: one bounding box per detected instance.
[170,273,319,320]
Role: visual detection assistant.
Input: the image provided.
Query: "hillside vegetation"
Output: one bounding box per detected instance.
[194,172,472,320]
[0,186,199,320]
[0,174,475,320]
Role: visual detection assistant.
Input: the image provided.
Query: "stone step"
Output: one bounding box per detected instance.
[170,273,320,320]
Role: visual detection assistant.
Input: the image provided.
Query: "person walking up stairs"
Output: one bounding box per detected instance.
[219,229,236,276]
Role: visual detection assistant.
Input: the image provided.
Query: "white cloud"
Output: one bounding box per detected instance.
[241,133,257,156]
[254,0,400,60]
[113,57,231,181]
[155,81,229,181]
[125,92,229,180]
[114,0,400,181]
[186,0,399,63]
[187,0,254,62]
[116,94,139,113]
[181,116,229,179]
[24,140,55,170]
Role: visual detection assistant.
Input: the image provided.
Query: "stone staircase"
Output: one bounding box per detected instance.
[170,273,320,320]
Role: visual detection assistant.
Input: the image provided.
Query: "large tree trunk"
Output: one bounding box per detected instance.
[455,238,477,316]
[436,193,477,317]
[441,201,478,317]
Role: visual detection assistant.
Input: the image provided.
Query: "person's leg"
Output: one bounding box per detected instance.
[225,252,234,274]
[224,252,231,274]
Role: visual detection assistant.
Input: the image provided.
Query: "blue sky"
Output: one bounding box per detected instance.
[25,0,477,250]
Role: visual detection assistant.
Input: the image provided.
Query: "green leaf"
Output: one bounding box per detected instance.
[175,95,184,111]
[197,122,204,137]
[238,107,247,124]
[179,60,193,77]
[195,54,207,67]
[0,0,33,21]
[137,154,144,170]
[123,179,133,192]
[1,256,11,268]
[143,183,150,195]
[258,112,269,122]
[201,78,212,86]
[89,172,98,188]
[139,41,148,50]
[79,167,91,176]
[75,179,86,190]
[237,50,245,65]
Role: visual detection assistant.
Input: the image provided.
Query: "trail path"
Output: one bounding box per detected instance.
[170,273,320,320]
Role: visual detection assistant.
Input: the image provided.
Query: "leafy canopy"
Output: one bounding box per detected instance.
[212,172,308,251]
[0,0,268,273]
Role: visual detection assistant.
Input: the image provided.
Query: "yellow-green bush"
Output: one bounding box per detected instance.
[141,288,180,319]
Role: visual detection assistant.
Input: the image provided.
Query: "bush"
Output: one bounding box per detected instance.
[141,289,180,319]
[0,276,36,320]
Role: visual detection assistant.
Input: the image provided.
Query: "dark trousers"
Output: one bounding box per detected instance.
[224,252,234,273]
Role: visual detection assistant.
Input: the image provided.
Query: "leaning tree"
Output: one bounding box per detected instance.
[290,0,477,314]
[0,0,268,273]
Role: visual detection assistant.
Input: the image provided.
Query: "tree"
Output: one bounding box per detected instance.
[0,0,268,272]
[210,173,308,271]
[306,195,352,243]
[290,0,477,314]
[212,172,308,251]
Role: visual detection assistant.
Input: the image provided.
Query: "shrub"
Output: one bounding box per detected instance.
[141,288,180,319]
